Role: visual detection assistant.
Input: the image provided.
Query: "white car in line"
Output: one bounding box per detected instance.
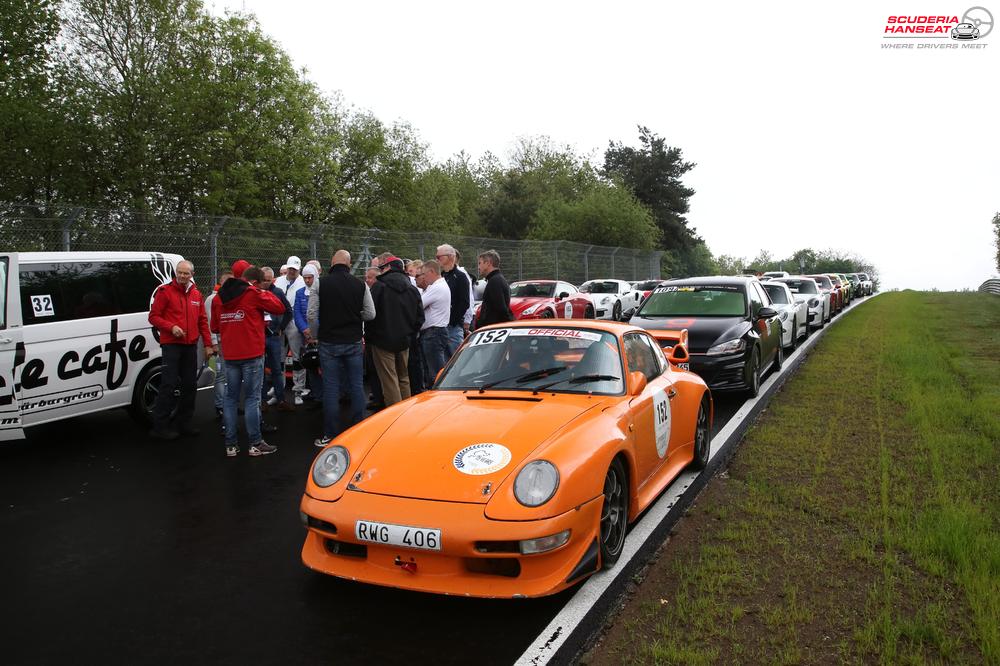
[770,276,831,329]
[578,279,643,320]
[761,280,809,349]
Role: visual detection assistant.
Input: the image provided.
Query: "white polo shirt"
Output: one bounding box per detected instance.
[421,277,451,329]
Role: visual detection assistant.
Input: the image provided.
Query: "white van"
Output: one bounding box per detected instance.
[0,251,185,440]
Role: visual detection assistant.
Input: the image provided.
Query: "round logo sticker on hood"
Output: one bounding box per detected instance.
[453,443,512,476]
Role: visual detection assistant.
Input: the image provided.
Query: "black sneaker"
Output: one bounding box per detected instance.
[249,441,277,456]
[149,428,180,441]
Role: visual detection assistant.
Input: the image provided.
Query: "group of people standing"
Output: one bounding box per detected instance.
[147,247,512,457]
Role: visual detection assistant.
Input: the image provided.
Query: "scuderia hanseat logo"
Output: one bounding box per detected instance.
[883,6,993,47]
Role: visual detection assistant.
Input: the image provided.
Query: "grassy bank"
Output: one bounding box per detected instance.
[584,292,999,664]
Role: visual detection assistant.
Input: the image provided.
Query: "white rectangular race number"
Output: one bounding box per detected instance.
[30,294,55,317]
[355,520,442,551]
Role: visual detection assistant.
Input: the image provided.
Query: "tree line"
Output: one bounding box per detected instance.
[2,0,877,281]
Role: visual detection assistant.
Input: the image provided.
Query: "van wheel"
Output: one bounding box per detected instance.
[129,363,162,425]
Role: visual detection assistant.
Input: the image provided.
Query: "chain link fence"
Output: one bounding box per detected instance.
[2,203,664,286]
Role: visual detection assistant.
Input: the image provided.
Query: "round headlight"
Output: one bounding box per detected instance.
[312,446,350,487]
[514,460,560,507]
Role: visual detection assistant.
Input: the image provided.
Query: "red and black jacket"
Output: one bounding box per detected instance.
[210,278,287,361]
[149,279,212,347]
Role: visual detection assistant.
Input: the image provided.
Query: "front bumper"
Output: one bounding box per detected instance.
[689,350,750,391]
[808,307,823,327]
[300,491,604,598]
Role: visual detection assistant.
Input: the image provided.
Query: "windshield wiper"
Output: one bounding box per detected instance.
[532,374,621,394]
[478,366,567,393]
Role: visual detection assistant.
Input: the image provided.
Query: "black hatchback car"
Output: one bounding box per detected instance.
[626,276,783,396]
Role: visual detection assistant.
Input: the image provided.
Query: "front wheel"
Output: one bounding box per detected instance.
[599,458,629,568]
[612,300,622,321]
[689,398,711,470]
[745,347,761,398]
[774,336,784,370]
[585,305,595,319]
[541,309,554,319]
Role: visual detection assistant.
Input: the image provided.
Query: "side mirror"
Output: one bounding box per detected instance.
[629,370,647,396]
[667,344,690,366]
[621,307,636,321]
[757,306,778,319]
[557,292,569,300]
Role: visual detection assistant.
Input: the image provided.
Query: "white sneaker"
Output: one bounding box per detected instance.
[294,395,304,406]
[266,396,278,406]
[267,387,275,398]
[299,389,311,398]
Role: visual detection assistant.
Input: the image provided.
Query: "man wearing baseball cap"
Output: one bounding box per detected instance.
[274,255,308,404]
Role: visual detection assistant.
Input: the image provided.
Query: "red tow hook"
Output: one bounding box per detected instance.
[394,556,417,573]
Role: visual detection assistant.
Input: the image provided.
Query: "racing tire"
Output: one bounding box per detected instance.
[585,305,595,319]
[787,320,797,351]
[612,300,622,321]
[541,310,554,319]
[689,398,711,471]
[745,347,761,398]
[774,336,784,371]
[599,457,629,568]
[129,362,162,425]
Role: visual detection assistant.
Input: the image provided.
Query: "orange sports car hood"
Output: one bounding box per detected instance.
[348,391,601,504]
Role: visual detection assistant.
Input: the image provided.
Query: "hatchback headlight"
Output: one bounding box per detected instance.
[514,460,559,507]
[706,338,745,355]
[312,446,350,487]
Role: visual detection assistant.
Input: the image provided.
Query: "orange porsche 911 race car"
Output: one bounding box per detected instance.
[300,320,712,598]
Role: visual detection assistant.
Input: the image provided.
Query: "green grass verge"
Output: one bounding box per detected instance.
[584,292,999,665]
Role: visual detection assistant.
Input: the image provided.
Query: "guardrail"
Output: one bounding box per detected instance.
[979,278,1000,295]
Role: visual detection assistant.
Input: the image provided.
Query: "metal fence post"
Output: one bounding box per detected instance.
[310,225,324,262]
[583,245,593,282]
[62,207,83,251]
[554,243,560,281]
[611,247,620,278]
[652,251,665,279]
[518,249,523,281]
[210,216,228,286]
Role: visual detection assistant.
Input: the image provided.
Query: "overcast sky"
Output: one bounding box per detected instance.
[211,0,999,290]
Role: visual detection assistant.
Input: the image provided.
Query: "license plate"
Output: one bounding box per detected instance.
[355,520,442,551]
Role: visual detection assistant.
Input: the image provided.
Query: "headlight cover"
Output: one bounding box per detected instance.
[706,338,746,355]
[312,446,350,487]
[522,303,541,315]
[514,460,560,507]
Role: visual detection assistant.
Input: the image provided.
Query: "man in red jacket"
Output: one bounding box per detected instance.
[148,260,215,441]
[211,262,287,457]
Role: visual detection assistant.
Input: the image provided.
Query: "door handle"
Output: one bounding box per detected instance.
[667,387,677,400]
[0,337,12,344]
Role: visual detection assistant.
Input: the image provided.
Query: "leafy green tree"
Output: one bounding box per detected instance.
[603,126,702,267]
[714,254,748,276]
[529,182,660,249]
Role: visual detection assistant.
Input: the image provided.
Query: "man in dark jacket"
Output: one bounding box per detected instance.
[211,262,287,458]
[476,250,512,329]
[368,255,424,405]
[307,250,375,447]
[148,260,214,440]
[436,244,471,355]
[260,267,294,412]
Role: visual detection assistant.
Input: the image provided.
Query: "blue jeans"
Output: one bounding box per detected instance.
[213,353,226,410]
[421,327,450,386]
[262,335,286,402]
[319,341,365,439]
[446,324,465,356]
[224,356,264,446]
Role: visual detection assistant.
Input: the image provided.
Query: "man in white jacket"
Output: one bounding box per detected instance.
[274,255,307,404]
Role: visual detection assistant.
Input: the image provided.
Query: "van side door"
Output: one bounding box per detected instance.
[0,253,25,440]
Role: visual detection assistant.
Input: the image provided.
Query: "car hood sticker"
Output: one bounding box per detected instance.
[453,443,513,475]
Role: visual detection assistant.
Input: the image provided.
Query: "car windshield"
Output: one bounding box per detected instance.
[437,327,624,395]
[580,281,619,294]
[639,285,747,317]
[635,280,663,290]
[510,282,554,298]
[809,276,833,288]
[763,284,789,304]
[780,279,818,294]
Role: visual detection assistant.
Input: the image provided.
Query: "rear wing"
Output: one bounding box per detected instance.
[647,329,689,350]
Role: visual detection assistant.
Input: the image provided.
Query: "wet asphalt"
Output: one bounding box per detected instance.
[0,388,744,665]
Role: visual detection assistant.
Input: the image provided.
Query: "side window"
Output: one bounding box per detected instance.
[747,284,763,317]
[0,257,7,330]
[638,333,667,377]
[19,261,164,325]
[558,282,576,295]
[753,282,772,307]
[623,333,662,382]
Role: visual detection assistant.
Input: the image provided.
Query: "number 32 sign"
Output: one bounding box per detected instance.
[31,294,55,317]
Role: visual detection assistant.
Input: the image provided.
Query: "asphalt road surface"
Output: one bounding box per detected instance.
[0,387,747,665]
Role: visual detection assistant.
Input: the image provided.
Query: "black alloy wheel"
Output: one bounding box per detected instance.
[612,300,622,321]
[774,335,784,370]
[745,347,761,398]
[789,319,798,349]
[690,398,711,470]
[599,458,629,567]
[541,309,554,318]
